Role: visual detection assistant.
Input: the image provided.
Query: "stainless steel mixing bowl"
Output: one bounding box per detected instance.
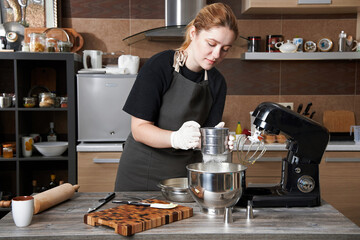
[186,162,247,215]
[158,177,195,203]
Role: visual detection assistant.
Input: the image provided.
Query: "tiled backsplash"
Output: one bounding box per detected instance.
[61,0,360,130]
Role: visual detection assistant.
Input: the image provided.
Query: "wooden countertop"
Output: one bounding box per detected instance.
[0,192,360,239]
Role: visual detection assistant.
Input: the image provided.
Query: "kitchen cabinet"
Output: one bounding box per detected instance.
[232,149,360,226]
[241,0,360,14]
[232,151,285,185]
[320,151,360,226]
[0,52,81,197]
[77,152,121,192]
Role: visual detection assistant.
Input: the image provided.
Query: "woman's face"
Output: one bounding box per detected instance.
[186,26,235,72]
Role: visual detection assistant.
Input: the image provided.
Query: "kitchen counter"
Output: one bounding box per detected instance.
[0,192,359,239]
[77,142,125,152]
[77,141,359,152]
[260,141,360,151]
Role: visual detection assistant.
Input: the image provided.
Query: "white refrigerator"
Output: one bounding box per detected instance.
[77,74,136,142]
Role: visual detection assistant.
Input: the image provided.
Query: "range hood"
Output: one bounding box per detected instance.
[123,0,206,45]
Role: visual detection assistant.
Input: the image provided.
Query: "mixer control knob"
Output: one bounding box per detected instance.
[297,175,315,193]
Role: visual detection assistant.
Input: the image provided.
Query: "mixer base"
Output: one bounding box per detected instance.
[237,185,321,208]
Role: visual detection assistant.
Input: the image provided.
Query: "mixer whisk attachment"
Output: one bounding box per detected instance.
[236,127,266,165]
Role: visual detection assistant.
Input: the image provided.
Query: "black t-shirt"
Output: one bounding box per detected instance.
[123,50,227,127]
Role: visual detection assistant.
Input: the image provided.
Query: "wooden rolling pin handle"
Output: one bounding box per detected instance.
[33,183,80,214]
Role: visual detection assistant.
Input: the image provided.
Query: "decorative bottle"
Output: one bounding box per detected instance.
[47,122,57,142]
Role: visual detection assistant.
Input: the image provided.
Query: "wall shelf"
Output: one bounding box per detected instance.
[241,52,360,60]
[241,0,360,15]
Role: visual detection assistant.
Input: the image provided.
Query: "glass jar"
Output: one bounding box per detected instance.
[3,144,13,158]
[29,33,46,52]
[23,97,36,108]
[60,97,68,108]
[39,92,56,108]
[21,42,30,52]
[57,41,73,52]
[54,97,61,108]
[46,40,56,52]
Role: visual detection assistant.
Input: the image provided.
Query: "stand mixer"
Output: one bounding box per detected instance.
[237,102,330,208]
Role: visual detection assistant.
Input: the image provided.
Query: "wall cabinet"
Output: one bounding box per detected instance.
[77,152,121,192]
[241,0,360,14]
[0,52,80,197]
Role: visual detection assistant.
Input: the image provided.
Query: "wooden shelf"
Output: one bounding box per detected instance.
[241,0,360,14]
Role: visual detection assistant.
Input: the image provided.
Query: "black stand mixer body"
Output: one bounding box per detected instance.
[238,102,330,208]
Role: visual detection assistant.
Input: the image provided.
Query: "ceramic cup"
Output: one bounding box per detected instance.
[293,37,303,52]
[12,196,34,227]
[22,136,33,157]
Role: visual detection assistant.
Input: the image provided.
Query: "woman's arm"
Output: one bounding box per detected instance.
[131,116,201,150]
[131,116,173,148]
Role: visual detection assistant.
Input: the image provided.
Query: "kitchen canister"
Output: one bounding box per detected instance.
[118,55,140,74]
[247,36,261,52]
[266,35,283,52]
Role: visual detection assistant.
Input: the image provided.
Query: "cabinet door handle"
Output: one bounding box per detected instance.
[93,158,120,164]
[325,158,360,163]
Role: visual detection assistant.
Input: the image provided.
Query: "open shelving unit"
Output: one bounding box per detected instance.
[0,52,81,197]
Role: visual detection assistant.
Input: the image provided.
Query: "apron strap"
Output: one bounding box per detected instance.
[173,51,187,72]
[173,50,208,81]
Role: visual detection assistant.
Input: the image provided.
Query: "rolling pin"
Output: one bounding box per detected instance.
[33,183,80,214]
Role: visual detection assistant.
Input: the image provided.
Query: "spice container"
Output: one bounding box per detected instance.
[29,33,46,52]
[39,92,56,108]
[57,41,73,52]
[60,97,68,108]
[3,144,13,158]
[54,97,61,108]
[23,97,36,108]
[46,39,56,52]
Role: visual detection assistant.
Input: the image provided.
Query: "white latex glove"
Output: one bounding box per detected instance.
[171,121,201,150]
[214,122,234,151]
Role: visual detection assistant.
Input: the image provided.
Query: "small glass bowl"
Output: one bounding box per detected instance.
[23,97,36,108]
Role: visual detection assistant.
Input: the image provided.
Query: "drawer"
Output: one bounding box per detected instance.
[78,152,121,192]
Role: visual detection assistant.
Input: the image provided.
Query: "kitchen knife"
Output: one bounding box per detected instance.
[297,103,303,113]
[87,192,116,213]
[309,111,316,119]
[302,102,312,116]
[112,200,178,209]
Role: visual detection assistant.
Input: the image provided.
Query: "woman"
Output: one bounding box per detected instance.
[115,3,238,191]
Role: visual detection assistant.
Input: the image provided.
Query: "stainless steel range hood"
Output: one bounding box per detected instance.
[123,0,206,45]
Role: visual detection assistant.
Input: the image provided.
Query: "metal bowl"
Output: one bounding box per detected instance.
[187,162,247,215]
[158,177,195,203]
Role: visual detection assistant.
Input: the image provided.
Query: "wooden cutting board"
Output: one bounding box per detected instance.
[84,199,193,236]
[323,110,355,132]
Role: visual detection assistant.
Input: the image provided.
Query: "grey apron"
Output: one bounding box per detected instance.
[114,51,213,191]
